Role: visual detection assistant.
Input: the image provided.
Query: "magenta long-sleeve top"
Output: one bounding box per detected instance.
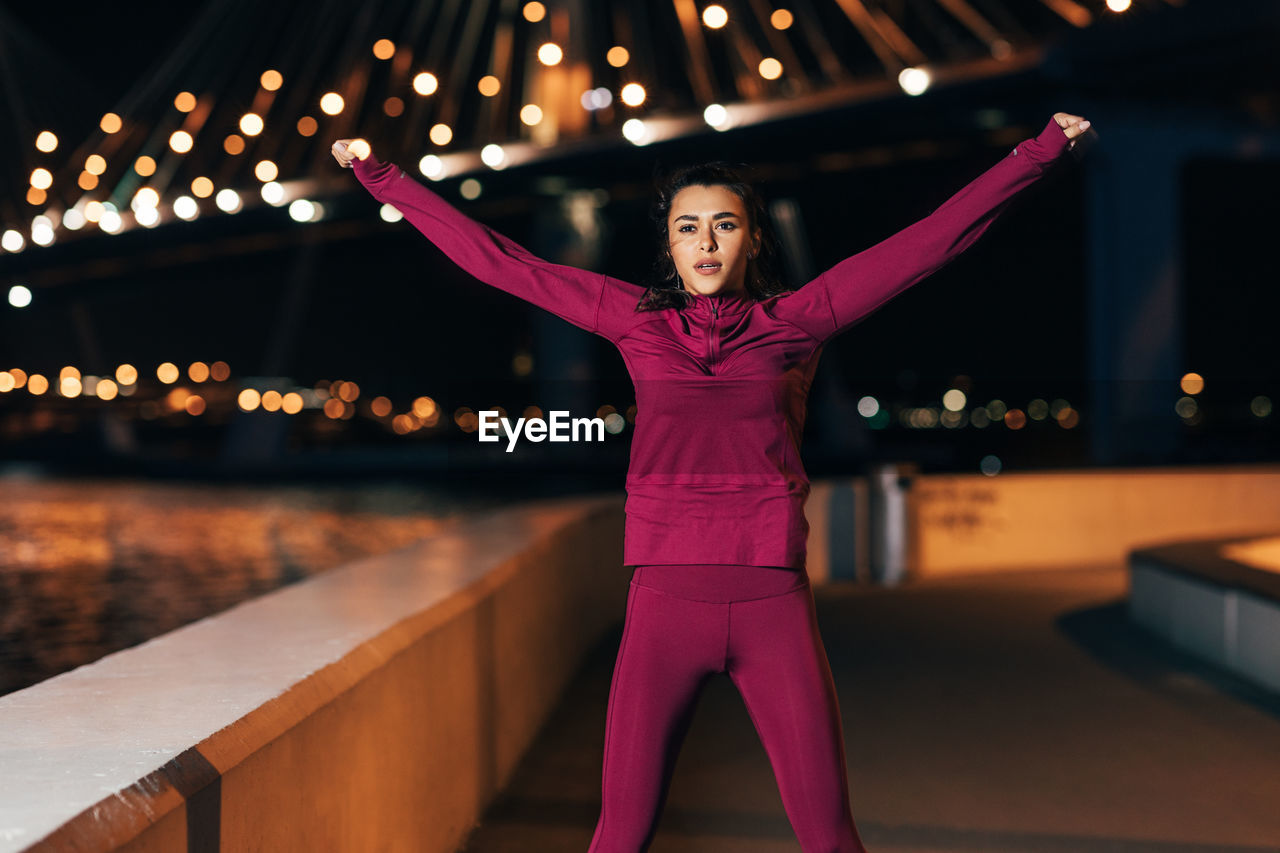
[352,117,1073,569]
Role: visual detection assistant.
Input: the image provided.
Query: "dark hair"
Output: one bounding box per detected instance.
[636,160,792,311]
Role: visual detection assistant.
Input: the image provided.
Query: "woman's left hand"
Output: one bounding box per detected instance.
[1053,113,1092,149]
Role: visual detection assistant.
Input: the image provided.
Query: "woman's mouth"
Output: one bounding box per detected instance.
[694,262,722,275]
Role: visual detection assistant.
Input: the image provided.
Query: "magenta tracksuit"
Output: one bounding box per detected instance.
[352,117,1074,851]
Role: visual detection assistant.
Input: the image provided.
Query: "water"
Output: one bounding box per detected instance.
[0,475,516,697]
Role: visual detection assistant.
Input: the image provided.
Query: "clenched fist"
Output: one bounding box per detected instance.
[331,138,372,168]
[1052,113,1092,149]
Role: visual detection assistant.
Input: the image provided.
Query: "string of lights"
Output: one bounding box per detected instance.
[1,0,1168,264]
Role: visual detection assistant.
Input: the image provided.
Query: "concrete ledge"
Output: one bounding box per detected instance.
[0,494,626,853]
[1129,533,1280,693]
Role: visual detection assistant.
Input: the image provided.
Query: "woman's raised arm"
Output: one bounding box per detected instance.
[333,140,644,343]
[770,114,1089,344]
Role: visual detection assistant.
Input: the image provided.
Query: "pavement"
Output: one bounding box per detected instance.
[459,566,1280,852]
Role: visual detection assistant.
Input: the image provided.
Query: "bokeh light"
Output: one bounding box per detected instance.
[413,72,439,95]
[538,42,563,65]
[320,92,344,115]
[239,113,264,136]
[620,83,646,106]
[169,130,193,153]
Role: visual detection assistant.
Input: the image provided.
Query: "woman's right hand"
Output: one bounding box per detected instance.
[331,138,371,168]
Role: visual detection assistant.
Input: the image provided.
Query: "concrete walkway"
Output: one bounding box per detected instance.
[460,567,1280,852]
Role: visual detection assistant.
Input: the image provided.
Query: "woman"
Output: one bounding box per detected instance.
[332,111,1091,852]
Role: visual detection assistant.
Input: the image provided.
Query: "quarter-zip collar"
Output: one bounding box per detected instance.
[683,289,753,318]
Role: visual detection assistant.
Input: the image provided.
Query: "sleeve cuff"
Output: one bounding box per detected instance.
[351,152,397,198]
[1016,117,1072,171]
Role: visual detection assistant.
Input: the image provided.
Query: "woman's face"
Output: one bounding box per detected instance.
[667,184,761,297]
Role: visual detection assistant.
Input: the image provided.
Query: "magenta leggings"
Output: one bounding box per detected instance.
[588,564,868,852]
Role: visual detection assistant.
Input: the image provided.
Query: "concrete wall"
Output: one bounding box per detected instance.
[817,464,1280,579]
[0,495,627,853]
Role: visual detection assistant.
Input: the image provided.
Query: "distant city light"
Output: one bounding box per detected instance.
[942,389,966,411]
